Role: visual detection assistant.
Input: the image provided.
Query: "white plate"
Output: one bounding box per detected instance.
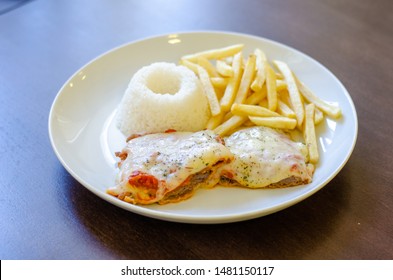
[48,31,357,224]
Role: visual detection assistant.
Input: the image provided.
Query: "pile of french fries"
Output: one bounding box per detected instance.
[180,44,342,164]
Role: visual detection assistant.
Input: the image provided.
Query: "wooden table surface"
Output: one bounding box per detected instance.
[1,0,392,260]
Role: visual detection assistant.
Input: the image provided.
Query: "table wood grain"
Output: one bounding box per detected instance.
[1,0,392,259]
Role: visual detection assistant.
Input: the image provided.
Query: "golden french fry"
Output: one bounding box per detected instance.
[243,120,255,127]
[314,107,324,125]
[277,90,301,119]
[245,90,266,105]
[210,77,228,89]
[197,56,219,77]
[276,72,284,79]
[181,44,244,62]
[295,77,342,118]
[215,85,225,100]
[265,62,277,111]
[277,89,291,104]
[216,60,233,77]
[273,60,305,127]
[214,115,247,136]
[249,116,297,130]
[197,66,221,116]
[206,111,225,130]
[257,85,268,108]
[220,52,243,111]
[250,48,267,92]
[304,103,319,163]
[234,54,256,104]
[214,90,266,136]
[259,98,268,108]
[222,110,233,122]
[277,100,296,119]
[231,103,281,118]
[276,80,287,91]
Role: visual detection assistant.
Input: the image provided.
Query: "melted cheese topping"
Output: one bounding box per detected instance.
[110,130,233,204]
[222,127,312,188]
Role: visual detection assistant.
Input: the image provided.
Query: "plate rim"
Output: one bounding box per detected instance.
[48,30,358,224]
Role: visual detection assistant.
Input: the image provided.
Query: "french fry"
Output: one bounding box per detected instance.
[273,60,305,128]
[234,54,256,104]
[276,72,284,79]
[214,90,266,136]
[214,115,248,136]
[181,44,244,62]
[222,110,233,122]
[295,76,342,118]
[197,57,219,77]
[249,116,297,130]
[276,80,287,91]
[245,90,266,105]
[265,62,278,111]
[243,120,255,127]
[216,60,233,77]
[277,89,291,106]
[314,107,324,125]
[197,66,221,116]
[220,52,243,111]
[258,85,269,108]
[210,77,228,89]
[259,98,268,108]
[214,86,225,100]
[277,100,296,119]
[206,111,224,130]
[250,48,267,92]
[231,103,281,118]
[304,103,319,163]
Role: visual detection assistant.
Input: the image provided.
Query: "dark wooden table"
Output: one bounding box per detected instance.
[1,0,392,260]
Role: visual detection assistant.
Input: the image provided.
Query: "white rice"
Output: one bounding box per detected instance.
[116,62,211,137]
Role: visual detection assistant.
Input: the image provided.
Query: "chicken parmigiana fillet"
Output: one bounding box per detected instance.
[220,127,314,188]
[107,130,233,205]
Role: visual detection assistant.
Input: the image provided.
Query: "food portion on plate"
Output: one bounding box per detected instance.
[220,126,314,189]
[107,130,233,205]
[116,62,210,136]
[107,44,342,205]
